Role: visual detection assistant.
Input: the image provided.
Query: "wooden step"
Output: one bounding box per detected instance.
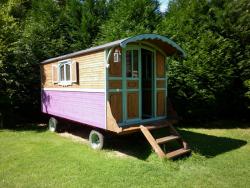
[156,135,180,144]
[166,148,191,159]
[121,120,171,134]
[139,123,191,159]
[140,125,165,158]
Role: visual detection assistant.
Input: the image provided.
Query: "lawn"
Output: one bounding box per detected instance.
[0,121,250,188]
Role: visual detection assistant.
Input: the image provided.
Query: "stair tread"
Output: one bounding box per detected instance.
[140,125,166,158]
[166,148,191,159]
[156,135,180,144]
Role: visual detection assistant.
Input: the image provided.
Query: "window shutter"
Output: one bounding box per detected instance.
[71,61,78,83]
[52,64,58,83]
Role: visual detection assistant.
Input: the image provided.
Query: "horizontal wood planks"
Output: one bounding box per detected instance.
[41,51,105,89]
[41,90,106,128]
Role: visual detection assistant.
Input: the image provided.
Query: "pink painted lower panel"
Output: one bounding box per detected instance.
[41,90,105,129]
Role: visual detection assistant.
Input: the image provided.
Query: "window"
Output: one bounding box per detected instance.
[126,50,139,78]
[51,59,78,86]
[58,60,72,85]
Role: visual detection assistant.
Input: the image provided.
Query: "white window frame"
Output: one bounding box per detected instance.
[58,59,72,86]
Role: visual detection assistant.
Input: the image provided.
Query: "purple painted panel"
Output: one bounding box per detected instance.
[41,90,105,129]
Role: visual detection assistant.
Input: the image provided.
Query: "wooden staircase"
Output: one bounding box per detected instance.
[140,124,191,159]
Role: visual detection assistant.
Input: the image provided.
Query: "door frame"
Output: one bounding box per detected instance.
[107,43,167,127]
[122,46,141,124]
[121,45,161,126]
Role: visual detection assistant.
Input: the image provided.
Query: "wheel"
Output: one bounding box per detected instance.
[48,117,58,132]
[89,130,104,150]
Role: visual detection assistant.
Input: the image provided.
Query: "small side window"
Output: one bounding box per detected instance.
[58,60,72,86]
[59,60,71,83]
[52,59,78,86]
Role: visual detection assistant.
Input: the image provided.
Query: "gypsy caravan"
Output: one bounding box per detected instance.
[41,34,190,159]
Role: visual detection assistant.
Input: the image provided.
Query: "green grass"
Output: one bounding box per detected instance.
[0,122,250,188]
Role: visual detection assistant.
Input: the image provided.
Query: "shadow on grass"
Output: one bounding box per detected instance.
[177,119,250,129]
[105,130,247,160]
[105,133,152,160]
[0,123,48,133]
[179,129,247,158]
[2,123,247,160]
[58,125,152,160]
[59,125,247,160]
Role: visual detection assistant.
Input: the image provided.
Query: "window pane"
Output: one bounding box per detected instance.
[126,51,132,77]
[60,65,64,81]
[133,50,138,78]
[65,64,71,81]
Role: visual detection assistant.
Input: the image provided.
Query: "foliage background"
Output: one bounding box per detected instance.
[0,0,249,127]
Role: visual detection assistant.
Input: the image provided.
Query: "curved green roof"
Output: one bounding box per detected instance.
[120,34,186,58]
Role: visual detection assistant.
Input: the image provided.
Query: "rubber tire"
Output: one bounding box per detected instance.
[89,130,104,150]
[48,117,58,132]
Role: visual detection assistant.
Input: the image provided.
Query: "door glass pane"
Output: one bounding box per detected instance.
[126,51,132,77]
[65,64,71,81]
[133,50,138,78]
[60,65,64,81]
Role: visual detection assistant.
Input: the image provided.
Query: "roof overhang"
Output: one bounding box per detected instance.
[120,34,186,58]
[41,34,186,64]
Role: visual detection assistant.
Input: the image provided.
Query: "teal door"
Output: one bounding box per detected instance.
[123,47,141,123]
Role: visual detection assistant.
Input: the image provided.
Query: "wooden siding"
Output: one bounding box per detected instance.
[109,92,123,123]
[41,90,106,128]
[127,80,138,89]
[109,80,122,89]
[41,51,105,89]
[127,92,139,119]
[157,90,165,116]
[156,52,165,78]
[109,47,122,77]
[106,101,122,133]
[157,80,166,88]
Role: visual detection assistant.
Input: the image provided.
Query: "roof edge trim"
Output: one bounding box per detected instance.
[120,34,186,58]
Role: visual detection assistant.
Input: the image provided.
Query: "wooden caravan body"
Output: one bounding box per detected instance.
[41,34,186,133]
[41,34,190,158]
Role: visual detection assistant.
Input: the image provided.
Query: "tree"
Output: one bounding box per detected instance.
[157,0,250,119]
[0,0,249,126]
[96,0,162,44]
[0,0,111,126]
[0,0,32,126]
